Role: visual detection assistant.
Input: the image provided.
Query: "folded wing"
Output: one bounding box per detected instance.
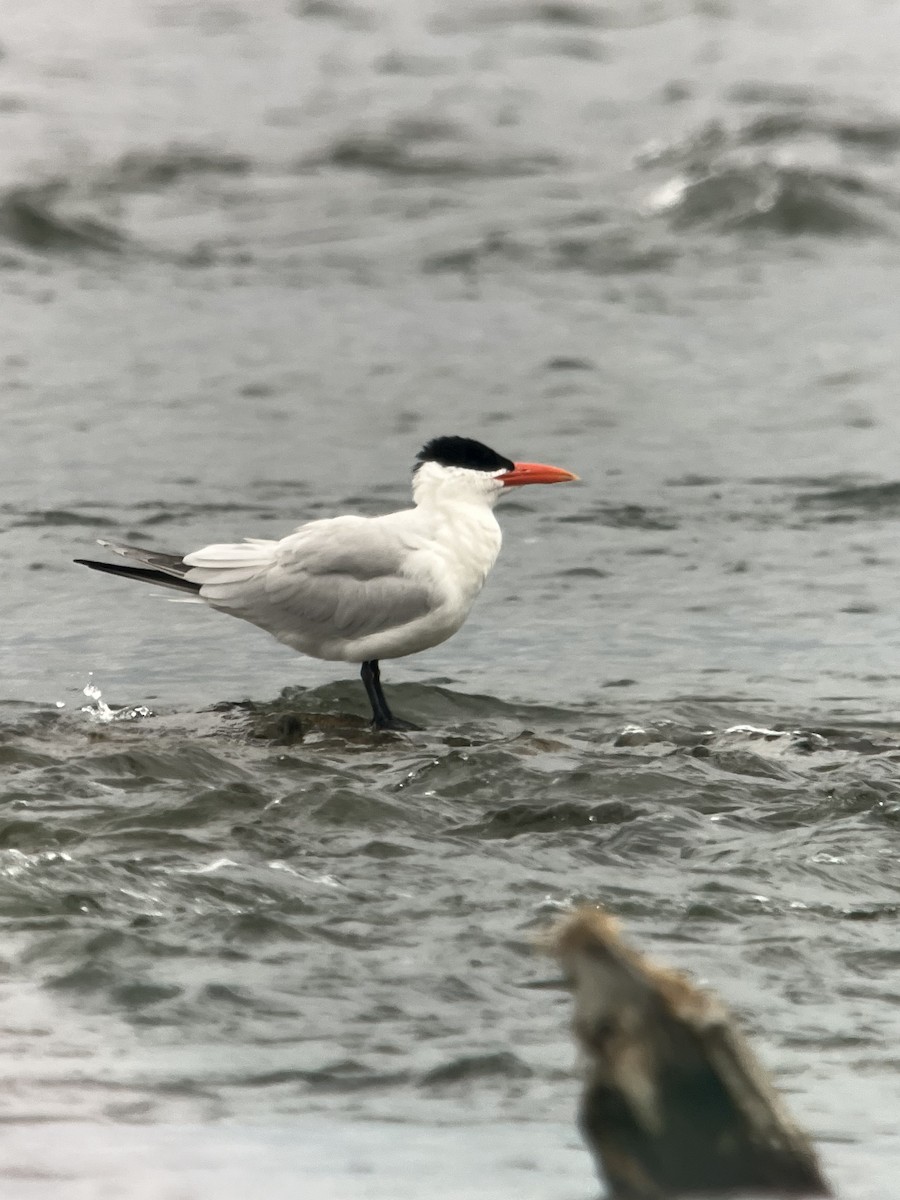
[184,517,434,645]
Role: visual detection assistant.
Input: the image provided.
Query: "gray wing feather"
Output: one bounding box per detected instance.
[262,518,433,638]
[98,540,189,577]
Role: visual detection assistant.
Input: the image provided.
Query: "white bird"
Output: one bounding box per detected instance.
[75,436,578,730]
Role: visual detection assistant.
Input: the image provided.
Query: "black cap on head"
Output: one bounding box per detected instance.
[415,436,515,474]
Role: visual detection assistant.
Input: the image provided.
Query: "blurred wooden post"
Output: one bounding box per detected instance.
[550,908,831,1199]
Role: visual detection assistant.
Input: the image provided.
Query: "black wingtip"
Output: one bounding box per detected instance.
[74,558,201,593]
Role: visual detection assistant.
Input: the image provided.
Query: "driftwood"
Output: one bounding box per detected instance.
[550,908,831,1199]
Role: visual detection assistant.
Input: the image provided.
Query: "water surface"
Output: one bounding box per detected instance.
[6,0,900,1195]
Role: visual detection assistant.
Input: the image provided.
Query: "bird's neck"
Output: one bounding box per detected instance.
[419,494,503,595]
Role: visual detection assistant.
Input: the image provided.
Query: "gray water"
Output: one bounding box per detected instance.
[6,0,900,1195]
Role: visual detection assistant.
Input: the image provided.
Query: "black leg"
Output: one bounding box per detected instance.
[360,661,421,732]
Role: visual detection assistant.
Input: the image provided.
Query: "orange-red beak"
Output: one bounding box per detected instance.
[500,461,579,487]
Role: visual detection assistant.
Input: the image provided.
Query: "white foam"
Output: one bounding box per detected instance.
[79,674,152,723]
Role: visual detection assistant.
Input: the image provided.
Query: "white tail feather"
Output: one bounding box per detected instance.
[183,540,277,570]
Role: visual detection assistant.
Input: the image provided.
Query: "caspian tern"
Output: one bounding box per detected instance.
[75,436,578,730]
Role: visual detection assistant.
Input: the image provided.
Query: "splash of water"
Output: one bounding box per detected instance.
[80,674,152,723]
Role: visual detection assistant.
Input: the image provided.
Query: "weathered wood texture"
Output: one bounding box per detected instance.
[551,908,832,1199]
